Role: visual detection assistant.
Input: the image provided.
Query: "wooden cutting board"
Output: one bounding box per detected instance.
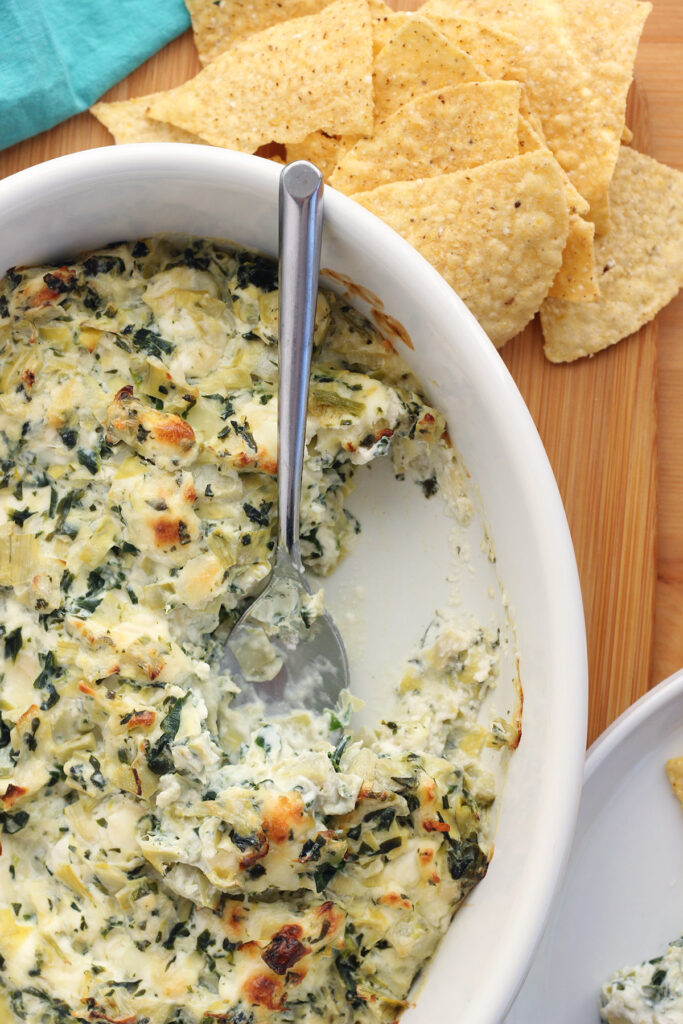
[502,83,657,745]
[0,19,659,748]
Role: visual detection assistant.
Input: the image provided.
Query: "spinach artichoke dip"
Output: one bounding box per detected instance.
[0,237,516,1024]
[600,938,683,1024]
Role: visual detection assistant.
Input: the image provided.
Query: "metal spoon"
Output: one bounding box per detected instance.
[223,161,350,715]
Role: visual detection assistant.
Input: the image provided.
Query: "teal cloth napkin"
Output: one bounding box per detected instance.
[0,0,191,152]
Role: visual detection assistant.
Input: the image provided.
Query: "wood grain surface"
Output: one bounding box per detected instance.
[0,0,680,747]
[501,82,658,744]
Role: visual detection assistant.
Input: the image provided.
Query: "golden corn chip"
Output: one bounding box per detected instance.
[589,191,611,235]
[418,0,650,230]
[541,148,683,362]
[423,15,523,79]
[548,214,599,302]
[666,758,683,811]
[365,0,410,56]
[561,0,650,231]
[373,16,487,124]
[147,0,374,152]
[518,115,589,218]
[185,0,336,63]
[330,81,521,194]
[186,0,399,63]
[91,94,205,145]
[372,9,410,55]
[354,151,569,347]
[286,132,343,178]
[518,86,545,142]
[287,0,402,166]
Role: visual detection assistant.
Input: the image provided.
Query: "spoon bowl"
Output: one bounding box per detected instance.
[223,161,350,714]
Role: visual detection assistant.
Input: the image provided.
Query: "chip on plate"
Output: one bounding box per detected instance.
[147,0,374,151]
[91,94,205,145]
[666,758,683,811]
[372,16,487,124]
[354,151,569,346]
[541,147,683,361]
[330,81,521,194]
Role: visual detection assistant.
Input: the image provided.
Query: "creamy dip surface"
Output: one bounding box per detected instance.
[600,938,683,1024]
[0,237,519,1024]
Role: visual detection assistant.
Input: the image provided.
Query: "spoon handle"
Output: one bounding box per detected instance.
[276,161,324,569]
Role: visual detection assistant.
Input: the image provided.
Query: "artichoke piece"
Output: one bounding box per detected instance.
[309,385,365,418]
[0,531,40,587]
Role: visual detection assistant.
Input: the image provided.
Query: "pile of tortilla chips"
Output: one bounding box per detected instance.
[91,0,683,362]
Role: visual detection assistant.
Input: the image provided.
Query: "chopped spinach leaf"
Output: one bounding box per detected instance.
[243,500,272,526]
[4,627,23,661]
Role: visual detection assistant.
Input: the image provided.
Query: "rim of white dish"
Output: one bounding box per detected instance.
[585,669,683,780]
[0,144,588,1023]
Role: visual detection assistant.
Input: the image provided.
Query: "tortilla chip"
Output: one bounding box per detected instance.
[518,86,545,142]
[91,94,205,145]
[548,214,599,301]
[186,0,335,63]
[562,0,650,231]
[147,0,374,151]
[372,16,487,124]
[372,9,410,54]
[666,758,683,811]
[186,0,402,63]
[286,132,343,178]
[353,151,569,347]
[424,15,523,79]
[418,0,650,230]
[589,191,611,235]
[541,148,683,362]
[622,124,634,145]
[330,81,521,194]
[518,115,589,218]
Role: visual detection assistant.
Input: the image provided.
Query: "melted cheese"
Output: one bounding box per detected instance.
[0,237,514,1024]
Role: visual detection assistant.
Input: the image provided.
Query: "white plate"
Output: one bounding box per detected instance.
[505,669,683,1024]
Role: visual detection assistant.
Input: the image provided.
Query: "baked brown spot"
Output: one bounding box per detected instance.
[422,819,450,833]
[315,900,345,941]
[378,891,412,909]
[263,793,304,843]
[153,517,183,547]
[223,902,247,938]
[16,704,40,728]
[84,1002,137,1024]
[1,784,27,808]
[239,837,270,870]
[125,711,156,730]
[152,415,195,450]
[261,924,310,975]
[243,972,284,1010]
[131,767,142,797]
